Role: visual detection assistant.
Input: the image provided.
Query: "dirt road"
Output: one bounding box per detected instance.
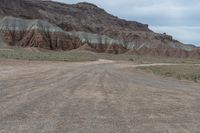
[0,59,200,133]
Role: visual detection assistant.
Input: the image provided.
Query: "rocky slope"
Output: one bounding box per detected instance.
[0,17,131,53]
[0,0,199,58]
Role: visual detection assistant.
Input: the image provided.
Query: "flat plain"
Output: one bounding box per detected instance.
[0,59,200,133]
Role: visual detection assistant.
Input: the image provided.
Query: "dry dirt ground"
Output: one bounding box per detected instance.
[0,59,200,133]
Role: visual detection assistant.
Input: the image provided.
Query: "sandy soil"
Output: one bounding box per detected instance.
[0,59,200,133]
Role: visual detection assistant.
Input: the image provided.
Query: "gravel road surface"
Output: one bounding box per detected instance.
[0,59,200,133]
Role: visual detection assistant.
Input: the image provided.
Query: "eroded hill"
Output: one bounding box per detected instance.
[0,0,199,58]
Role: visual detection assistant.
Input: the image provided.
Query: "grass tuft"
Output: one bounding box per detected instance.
[0,48,200,64]
[138,65,200,82]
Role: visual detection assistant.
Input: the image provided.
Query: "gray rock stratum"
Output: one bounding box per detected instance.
[0,0,199,58]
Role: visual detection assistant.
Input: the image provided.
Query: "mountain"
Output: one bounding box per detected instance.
[0,0,199,58]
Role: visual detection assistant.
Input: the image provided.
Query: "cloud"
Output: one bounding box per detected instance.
[150,26,200,45]
[55,0,200,46]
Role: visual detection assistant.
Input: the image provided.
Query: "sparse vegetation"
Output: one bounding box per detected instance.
[137,65,200,82]
[0,49,98,62]
[0,48,200,64]
[97,53,200,64]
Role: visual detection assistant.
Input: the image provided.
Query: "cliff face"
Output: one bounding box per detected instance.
[0,0,150,31]
[0,17,130,53]
[0,17,76,50]
[0,0,199,58]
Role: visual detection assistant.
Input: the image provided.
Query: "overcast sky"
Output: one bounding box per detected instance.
[56,0,200,46]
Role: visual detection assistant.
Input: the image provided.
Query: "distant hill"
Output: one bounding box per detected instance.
[0,0,199,58]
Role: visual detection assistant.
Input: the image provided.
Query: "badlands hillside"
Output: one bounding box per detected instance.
[0,0,199,58]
